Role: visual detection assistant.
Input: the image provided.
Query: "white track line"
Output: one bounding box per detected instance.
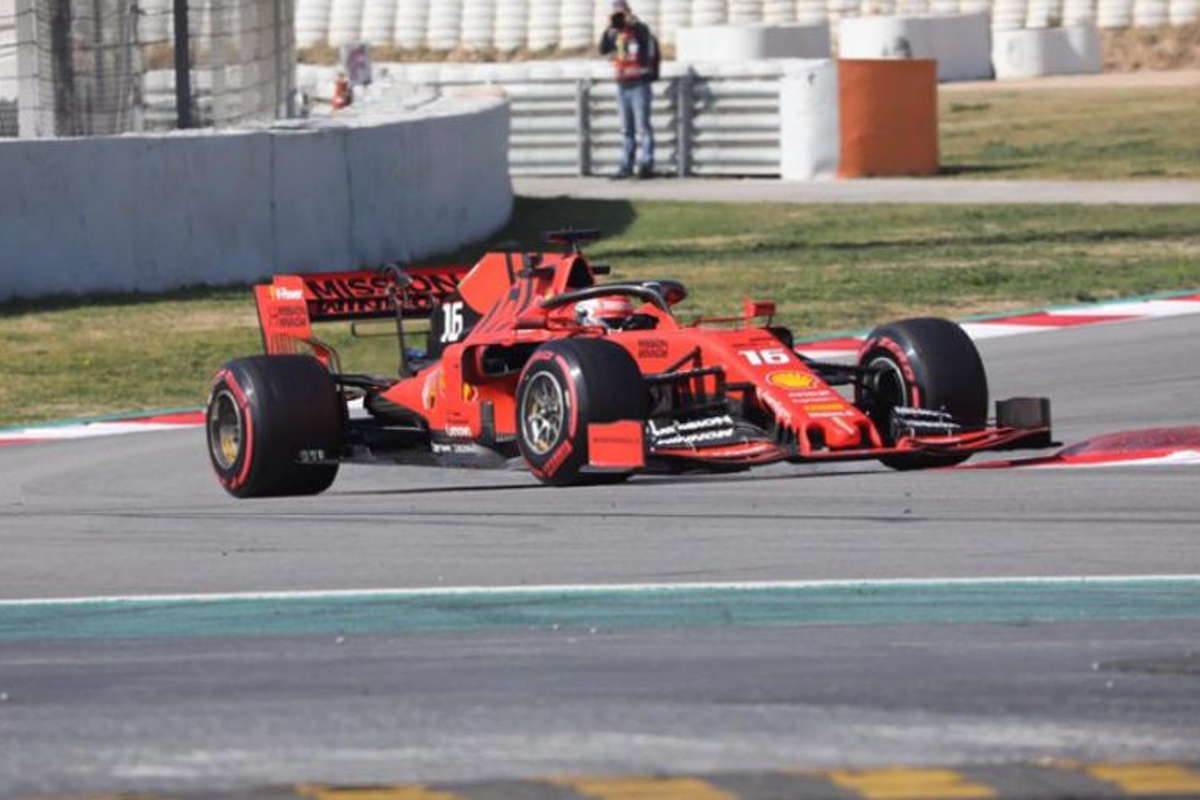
[1025,450,1200,469]
[0,421,197,441]
[3,574,1200,607]
[1050,300,1200,318]
[957,322,1048,339]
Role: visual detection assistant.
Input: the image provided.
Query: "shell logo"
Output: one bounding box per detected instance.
[767,370,817,390]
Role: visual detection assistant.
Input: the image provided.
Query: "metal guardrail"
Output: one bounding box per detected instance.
[451,72,783,177]
[0,99,17,137]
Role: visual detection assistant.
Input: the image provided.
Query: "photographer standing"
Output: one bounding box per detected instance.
[598,1,659,179]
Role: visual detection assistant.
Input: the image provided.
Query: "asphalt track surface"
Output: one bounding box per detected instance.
[512,176,1200,205]
[2,313,1199,796]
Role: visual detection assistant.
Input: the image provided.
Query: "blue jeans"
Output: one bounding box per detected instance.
[617,81,654,173]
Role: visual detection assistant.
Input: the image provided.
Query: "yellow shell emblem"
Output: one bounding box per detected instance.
[767,370,817,390]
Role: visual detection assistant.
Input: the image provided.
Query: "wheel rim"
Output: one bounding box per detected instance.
[208,389,243,470]
[521,372,566,455]
[865,354,910,440]
[868,355,908,410]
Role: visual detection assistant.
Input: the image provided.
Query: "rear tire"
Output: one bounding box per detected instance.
[207,355,343,498]
[855,318,988,471]
[516,339,647,486]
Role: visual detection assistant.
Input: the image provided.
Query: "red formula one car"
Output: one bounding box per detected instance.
[206,230,1054,496]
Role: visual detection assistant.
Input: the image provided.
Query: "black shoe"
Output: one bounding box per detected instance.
[636,166,655,179]
[610,169,633,180]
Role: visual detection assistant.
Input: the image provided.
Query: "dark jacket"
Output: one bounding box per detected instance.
[598,19,658,83]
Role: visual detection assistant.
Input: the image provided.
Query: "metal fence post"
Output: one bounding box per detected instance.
[172,0,191,128]
[49,0,75,134]
[675,69,693,177]
[575,78,591,176]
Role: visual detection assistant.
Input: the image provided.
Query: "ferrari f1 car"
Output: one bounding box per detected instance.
[206,230,1054,496]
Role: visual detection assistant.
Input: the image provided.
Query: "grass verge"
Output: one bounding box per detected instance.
[1,199,1198,427]
[939,84,1200,179]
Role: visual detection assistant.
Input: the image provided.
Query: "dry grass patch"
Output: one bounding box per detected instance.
[1104,23,1200,71]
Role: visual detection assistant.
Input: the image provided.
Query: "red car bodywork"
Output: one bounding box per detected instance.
[247,238,1051,481]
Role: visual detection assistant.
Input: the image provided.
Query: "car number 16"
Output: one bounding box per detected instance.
[739,348,790,366]
[441,301,465,343]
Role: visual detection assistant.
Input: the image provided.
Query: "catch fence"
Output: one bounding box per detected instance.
[0,0,294,137]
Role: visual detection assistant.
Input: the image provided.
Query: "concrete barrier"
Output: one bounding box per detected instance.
[838,13,994,82]
[0,93,513,300]
[675,22,832,61]
[838,58,938,177]
[991,25,1102,78]
[779,59,839,180]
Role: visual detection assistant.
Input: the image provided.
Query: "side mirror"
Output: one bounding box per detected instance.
[743,298,776,324]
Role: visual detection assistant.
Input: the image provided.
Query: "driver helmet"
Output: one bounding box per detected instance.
[575,296,635,330]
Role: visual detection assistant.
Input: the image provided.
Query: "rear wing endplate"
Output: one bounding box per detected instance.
[254,266,468,361]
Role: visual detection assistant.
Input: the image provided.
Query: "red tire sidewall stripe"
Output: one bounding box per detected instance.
[868,336,922,407]
[550,353,579,440]
[520,349,581,479]
[215,370,255,491]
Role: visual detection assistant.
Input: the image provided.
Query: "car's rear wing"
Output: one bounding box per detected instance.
[254,266,469,364]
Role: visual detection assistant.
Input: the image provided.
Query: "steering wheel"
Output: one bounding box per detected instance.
[541,280,688,313]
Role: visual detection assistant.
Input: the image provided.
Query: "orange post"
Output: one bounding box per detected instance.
[331,75,353,111]
[837,59,939,178]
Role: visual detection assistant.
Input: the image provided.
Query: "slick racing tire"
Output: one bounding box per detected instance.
[207,355,343,498]
[855,317,988,471]
[516,339,648,487]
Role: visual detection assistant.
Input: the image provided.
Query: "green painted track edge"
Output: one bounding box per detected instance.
[4,577,1200,643]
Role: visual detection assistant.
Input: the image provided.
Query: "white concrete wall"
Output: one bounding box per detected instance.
[675,22,832,61]
[991,24,1102,78]
[0,93,513,300]
[779,59,839,180]
[839,13,993,81]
